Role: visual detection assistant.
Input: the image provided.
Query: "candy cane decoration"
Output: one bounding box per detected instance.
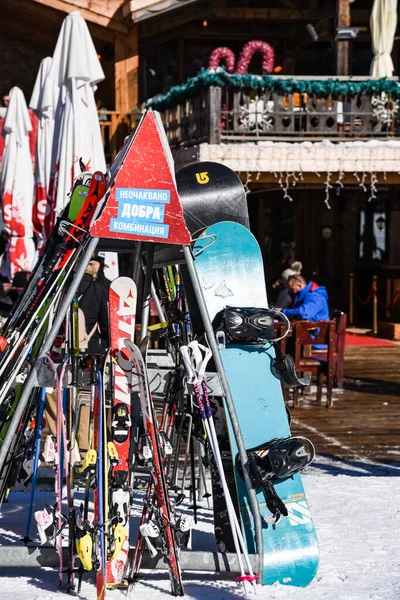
[236,40,274,74]
[209,47,236,73]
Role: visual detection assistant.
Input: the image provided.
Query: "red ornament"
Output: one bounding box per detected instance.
[209,47,236,73]
[236,40,275,74]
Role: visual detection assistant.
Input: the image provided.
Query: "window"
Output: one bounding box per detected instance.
[359,202,387,261]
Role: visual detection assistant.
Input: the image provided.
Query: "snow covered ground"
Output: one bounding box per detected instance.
[0,456,399,600]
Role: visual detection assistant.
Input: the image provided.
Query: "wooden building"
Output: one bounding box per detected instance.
[1,0,400,328]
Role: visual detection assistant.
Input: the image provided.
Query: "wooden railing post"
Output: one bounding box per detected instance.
[385,277,392,319]
[207,86,222,144]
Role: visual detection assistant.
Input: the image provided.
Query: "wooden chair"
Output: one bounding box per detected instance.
[292,320,337,408]
[332,310,347,389]
[311,310,347,389]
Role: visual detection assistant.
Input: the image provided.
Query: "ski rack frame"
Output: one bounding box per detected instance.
[0,544,260,573]
[0,236,264,582]
[0,243,264,579]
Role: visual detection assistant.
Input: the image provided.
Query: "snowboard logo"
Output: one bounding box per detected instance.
[286,500,312,526]
[195,171,210,184]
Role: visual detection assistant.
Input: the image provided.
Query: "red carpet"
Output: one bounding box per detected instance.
[345,333,397,347]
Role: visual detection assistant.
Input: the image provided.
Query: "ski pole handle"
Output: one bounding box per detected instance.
[179,345,197,382]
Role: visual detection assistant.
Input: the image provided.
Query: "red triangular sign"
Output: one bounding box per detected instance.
[90,110,191,245]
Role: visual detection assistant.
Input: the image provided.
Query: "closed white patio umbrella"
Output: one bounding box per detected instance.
[30,56,54,240]
[44,11,106,240]
[370,0,398,77]
[0,87,36,281]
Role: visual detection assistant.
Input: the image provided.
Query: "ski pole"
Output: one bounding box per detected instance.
[191,341,258,591]
[22,386,46,543]
[188,380,250,595]
[181,343,258,594]
[196,439,211,508]
[0,237,99,484]
[202,378,258,595]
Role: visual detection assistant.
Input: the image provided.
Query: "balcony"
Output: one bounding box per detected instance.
[147,73,400,147]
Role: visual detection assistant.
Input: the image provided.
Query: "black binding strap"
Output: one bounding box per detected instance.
[271,342,310,389]
[246,452,288,524]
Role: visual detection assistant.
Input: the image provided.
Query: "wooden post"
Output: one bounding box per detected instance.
[349,272,354,325]
[208,87,222,144]
[336,0,351,75]
[114,25,139,117]
[372,275,378,335]
[386,276,392,320]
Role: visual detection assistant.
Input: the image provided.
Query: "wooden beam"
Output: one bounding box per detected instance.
[114,25,139,114]
[138,2,371,42]
[139,7,335,40]
[1,0,118,45]
[212,7,330,21]
[336,0,351,76]
[33,0,128,33]
[138,5,209,38]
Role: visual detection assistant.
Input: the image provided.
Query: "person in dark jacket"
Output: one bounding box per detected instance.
[272,261,303,309]
[282,275,329,322]
[44,254,111,460]
[77,254,110,354]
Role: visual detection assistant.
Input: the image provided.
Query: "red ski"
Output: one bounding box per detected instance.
[106,277,137,588]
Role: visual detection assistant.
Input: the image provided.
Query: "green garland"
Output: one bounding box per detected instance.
[146,68,400,111]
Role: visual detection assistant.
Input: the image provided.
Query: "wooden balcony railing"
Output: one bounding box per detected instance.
[155,76,400,147]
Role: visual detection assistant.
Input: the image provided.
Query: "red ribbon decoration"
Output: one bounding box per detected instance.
[209,47,236,73]
[236,40,275,74]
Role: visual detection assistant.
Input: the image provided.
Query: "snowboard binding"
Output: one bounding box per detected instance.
[213,306,290,345]
[271,343,310,389]
[212,306,307,389]
[237,436,315,523]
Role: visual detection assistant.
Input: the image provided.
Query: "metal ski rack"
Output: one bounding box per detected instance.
[0,108,264,586]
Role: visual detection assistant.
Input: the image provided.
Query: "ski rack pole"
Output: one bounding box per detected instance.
[182,244,263,578]
[140,243,155,341]
[141,259,167,325]
[132,241,143,286]
[0,237,100,473]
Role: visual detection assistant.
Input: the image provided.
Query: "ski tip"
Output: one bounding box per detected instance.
[0,336,8,352]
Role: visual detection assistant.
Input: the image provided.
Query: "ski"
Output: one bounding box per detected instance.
[127,338,184,596]
[0,170,106,405]
[106,277,137,588]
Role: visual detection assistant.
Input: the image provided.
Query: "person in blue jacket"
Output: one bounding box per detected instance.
[281,275,330,349]
[282,275,330,322]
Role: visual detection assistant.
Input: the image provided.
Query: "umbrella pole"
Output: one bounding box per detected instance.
[0,238,100,472]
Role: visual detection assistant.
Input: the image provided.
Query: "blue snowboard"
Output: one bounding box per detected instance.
[193,221,319,587]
